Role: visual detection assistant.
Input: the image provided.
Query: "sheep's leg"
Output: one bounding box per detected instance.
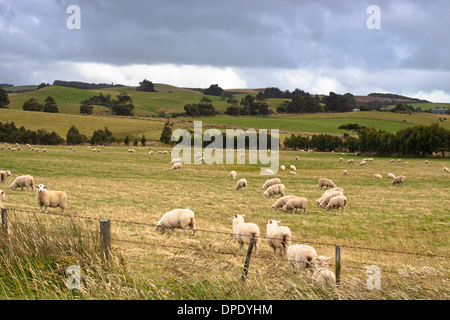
[40,205,43,213]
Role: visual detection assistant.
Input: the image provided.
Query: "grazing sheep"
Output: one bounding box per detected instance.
[286,244,329,273]
[35,184,67,214]
[359,160,366,166]
[343,170,347,176]
[347,159,354,164]
[266,220,292,257]
[295,156,299,161]
[271,195,297,210]
[325,195,347,212]
[290,165,296,172]
[235,178,247,191]
[263,183,285,198]
[232,214,260,256]
[170,163,182,171]
[9,175,35,191]
[261,178,282,190]
[170,158,182,164]
[280,165,285,171]
[318,191,344,208]
[230,170,237,180]
[373,174,382,179]
[397,159,402,163]
[263,168,274,175]
[155,208,196,235]
[282,197,308,214]
[387,173,395,179]
[425,160,429,164]
[289,171,297,175]
[444,167,449,173]
[339,157,343,162]
[315,187,344,206]
[0,170,11,183]
[392,175,406,186]
[390,159,395,163]
[318,178,336,189]
[312,268,336,287]
[148,151,153,155]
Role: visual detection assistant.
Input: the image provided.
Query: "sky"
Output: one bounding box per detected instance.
[0,0,449,102]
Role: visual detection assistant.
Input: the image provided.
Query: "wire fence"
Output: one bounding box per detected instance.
[2,206,449,282]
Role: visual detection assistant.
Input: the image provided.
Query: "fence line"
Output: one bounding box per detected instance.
[5,207,450,260]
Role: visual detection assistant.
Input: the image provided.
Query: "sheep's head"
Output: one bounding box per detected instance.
[312,256,332,269]
[155,223,166,234]
[232,214,245,224]
[266,219,280,228]
[0,190,5,200]
[37,184,47,193]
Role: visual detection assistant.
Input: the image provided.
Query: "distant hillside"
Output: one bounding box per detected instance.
[53,80,127,90]
[368,93,430,103]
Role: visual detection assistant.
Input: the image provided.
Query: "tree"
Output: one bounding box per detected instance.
[141,135,147,146]
[124,135,130,146]
[90,127,114,145]
[136,79,155,92]
[0,87,10,108]
[22,98,44,112]
[37,82,50,90]
[43,96,59,113]
[80,101,94,114]
[203,84,223,96]
[160,119,174,144]
[66,125,87,145]
[111,91,134,116]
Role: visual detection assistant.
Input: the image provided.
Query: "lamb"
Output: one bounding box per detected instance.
[281,197,308,214]
[391,175,406,186]
[128,149,136,153]
[9,175,35,191]
[266,220,292,257]
[312,268,336,287]
[263,183,285,198]
[325,195,347,212]
[318,178,336,189]
[235,178,247,191]
[230,170,237,180]
[315,187,344,205]
[35,184,67,214]
[170,163,182,171]
[286,244,331,273]
[232,214,260,256]
[271,195,297,210]
[318,191,344,208]
[155,208,196,235]
[387,173,395,179]
[0,170,11,183]
[373,174,382,179]
[261,178,282,190]
[444,167,449,173]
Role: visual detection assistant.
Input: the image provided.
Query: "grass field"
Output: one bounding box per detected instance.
[1,145,449,299]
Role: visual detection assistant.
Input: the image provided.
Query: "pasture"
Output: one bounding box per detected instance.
[0,144,449,299]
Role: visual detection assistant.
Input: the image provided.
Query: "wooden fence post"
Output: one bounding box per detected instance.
[100,219,111,262]
[1,208,8,234]
[335,245,341,286]
[241,237,256,281]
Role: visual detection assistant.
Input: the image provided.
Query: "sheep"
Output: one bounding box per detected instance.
[359,160,366,166]
[155,208,196,235]
[425,160,429,164]
[444,167,449,173]
[170,163,182,171]
[35,184,67,214]
[170,158,182,164]
[315,187,344,205]
[339,157,343,162]
[230,170,237,180]
[271,195,297,210]
[397,159,402,163]
[312,267,336,287]
[280,165,285,171]
[373,174,382,179]
[235,178,247,191]
[263,168,274,175]
[343,170,347,176]
[232,214,260,256]
[0,190,5,209]
[266,219,292,257]
[387,173,395,179]
[325,195,347,212]
[42,148,47,153]
[128,149,136,153]
[0,170,11,183]
[347,159,354,164]
[281,197,308,214]
[261,178,282,190]
[318,178,336,189]
[295,156,299,161]
[392,175,406,186]
[290,165,296,172]
[318,191,344,208]
[289,171,297,175]
[390,159,395,163]
[148,151,153,155]
[286,244,331,273]
[9,175,35,192]
[263,183,285,198]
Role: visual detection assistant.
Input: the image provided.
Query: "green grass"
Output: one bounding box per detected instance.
[0,146,448,299]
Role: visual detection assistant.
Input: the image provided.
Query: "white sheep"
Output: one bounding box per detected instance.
[280,165,285,171]
[318,178,336,189]
[235,178,247,191]
[170,158,182,164]
[281,197,308,214]
[232,214,260,256]
[339,157,343,162]
[343,170,347,176]
[286,244,331,273]
[0,170,11,183]
[289,171,297,175]
[318,191,344,208]
[271,195,297,210]
[347,159,354,164]
[9,175,35,191]
[387,173,395,179]
[148,151,153,155]
[325,195,347,212]
[373,174,382,179]
[170,163,182,171]
[230,170,237,180]
[266,219,292,257]
[290,165,296,172]
[444,167,449,173]
[312,267,336,287]
[261,178,282,190]
[315,187,344,205]
[36,184,67,214]
[155,208,196,235]
[263,168,274,175]
[359,160,366,166]
[390,159,395,163]
[263,183,285,198]
[128,149,136,153]
[392,175,406,186]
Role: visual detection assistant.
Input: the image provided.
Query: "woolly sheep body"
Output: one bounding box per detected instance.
[318,178,336,189]
[266,220,292,257]
[282,197,308,214]
[312,268,336,287]
[280,165,285,171]
[286,244,317,273]
[392,175,406,186]
[263,183,285,198]
[232,214,260,255]
[155,208,196,235]
[290,165,296,172]
[289,171,297,175]
[9,175,35,191]
[347,159,354,164]
[261,178,282,190]
[36,184,67,214]
[271,195,297,210]
[325,195,347,212]
[444,167,449,173]
[0,170,11,183]
[373,174,382,179]
[387,173,395,179]
[315,187,344,205]
[230,170,237,180]
[170,163,182,171]
[235,178,247,191]
[318,191,344,208]
[170,158,182,164]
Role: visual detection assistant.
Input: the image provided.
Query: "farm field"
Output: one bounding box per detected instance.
[0,145,449,299]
